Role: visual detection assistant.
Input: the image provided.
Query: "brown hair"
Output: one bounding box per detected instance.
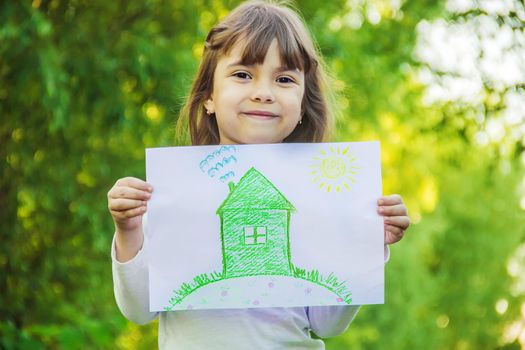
[176,0,335,145]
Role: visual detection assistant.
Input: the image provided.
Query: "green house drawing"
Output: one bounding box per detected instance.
[217,167,296,279]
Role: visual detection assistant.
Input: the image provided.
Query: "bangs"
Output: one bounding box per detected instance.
[212,5,313,72]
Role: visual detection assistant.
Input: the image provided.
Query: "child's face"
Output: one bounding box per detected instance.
[205,39,305,144]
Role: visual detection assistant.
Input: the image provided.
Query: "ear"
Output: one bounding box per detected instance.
[204,98,215,114]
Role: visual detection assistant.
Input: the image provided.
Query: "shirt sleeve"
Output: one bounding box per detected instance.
[307,305,360,338]
[308,244,391,338]
[111,232,159,325]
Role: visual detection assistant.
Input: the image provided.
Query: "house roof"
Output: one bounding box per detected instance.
[217,167,296,213]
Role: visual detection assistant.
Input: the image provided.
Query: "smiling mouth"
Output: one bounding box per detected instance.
[242,111,279,119]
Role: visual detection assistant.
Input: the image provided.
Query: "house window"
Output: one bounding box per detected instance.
[244,226,267,245]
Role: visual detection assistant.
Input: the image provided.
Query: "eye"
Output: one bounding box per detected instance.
[276,76,295,84]
[232,71,251,80]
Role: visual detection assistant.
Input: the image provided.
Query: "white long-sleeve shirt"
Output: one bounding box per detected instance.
[112,232,389,349]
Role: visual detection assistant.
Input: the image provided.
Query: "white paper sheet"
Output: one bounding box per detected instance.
[146,142,384,311]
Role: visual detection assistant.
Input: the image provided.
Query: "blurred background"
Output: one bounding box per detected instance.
[1,0,525,348]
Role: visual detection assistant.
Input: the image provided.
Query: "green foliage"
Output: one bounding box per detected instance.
[1,0,524,349]
[1,0,199,348]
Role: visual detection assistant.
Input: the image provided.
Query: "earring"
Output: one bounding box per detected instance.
[298,119,302,125]
[206,110,212,115]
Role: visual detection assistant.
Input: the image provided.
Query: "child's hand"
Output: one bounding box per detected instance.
[378,194,410,245]
[107,177,153,232]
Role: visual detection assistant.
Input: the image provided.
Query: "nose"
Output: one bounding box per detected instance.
[250,79,275,103]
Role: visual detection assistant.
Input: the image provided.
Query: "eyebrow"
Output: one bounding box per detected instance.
[226,61,300,73]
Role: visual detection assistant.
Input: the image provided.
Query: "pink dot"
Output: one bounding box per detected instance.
[221,291,228,297]
[268,282,274,288]
[187,305,193,310]
[253,300,260,305]
[336,298,343,303]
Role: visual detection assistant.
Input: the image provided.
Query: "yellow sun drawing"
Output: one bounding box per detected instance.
[310,146,359,192]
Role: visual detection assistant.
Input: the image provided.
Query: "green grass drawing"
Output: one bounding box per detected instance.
[291,265,352,304]
[166,272,223,309]
[164,167,353,311]
[164,267,352,311]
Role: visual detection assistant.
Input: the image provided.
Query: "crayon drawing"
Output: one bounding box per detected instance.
[310,146,359,192]
[164,167,352,311]
[146,142,384,311]
[199,145,238,183]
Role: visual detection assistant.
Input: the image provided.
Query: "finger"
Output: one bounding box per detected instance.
[109,198,148,212]
[115,177,153,192]
[108,186,152,201]
[384,216,410,230]
[113,206,147,221]
[378,194,402,206]
[384,224,406,245]
[378,204,407,217]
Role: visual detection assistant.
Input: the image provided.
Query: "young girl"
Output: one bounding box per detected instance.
[108,1,410,348]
